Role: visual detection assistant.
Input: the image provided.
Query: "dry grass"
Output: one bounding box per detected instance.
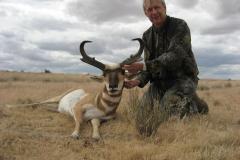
[0,71,240,160]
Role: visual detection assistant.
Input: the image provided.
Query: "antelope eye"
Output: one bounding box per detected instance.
[114,68,125,75]
[103,70,111,76]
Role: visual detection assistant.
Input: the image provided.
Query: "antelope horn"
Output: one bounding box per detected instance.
[120,38,144,66]
[79,41,105,71]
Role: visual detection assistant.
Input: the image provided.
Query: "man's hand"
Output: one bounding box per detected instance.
[124,79,140,89]
[122,62,144,74]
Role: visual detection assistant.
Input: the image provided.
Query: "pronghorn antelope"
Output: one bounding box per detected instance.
[58,38,144,139]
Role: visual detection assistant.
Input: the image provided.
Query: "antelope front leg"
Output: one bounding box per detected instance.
[91,118,101,140]
[71,107,84,139]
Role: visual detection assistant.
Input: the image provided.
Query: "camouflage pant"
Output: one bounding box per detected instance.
[135,78,208,136]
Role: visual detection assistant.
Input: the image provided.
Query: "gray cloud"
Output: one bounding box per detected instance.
[216,0,240,18]
[37,41,80,55]
[213,69,238,77]
[0,31,16,39]
[30,17,75,31]
[201,0,240,18]
[66,0,144,24]
[201,18,240,35]
[196,47,240,67]
[0,31,52,66]
[169,0,199,9]
[0,10,6,16]
[200,0,240,35]
[199,64,240,79]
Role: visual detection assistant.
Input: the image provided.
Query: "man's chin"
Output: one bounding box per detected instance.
[153,20,163,27]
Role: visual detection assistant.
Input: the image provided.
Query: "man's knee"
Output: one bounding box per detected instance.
[177,78,197,96]
[161,92,199,118]
[161,93,182,114]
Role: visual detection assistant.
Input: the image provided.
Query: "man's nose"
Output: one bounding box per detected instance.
[151,8,158,14]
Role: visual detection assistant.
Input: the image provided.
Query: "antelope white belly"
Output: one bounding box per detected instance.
[58,89,86,116]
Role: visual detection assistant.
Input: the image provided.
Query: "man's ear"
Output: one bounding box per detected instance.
[89,75,104,83]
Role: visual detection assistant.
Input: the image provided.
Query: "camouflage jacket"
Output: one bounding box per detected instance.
[137,16,199,88]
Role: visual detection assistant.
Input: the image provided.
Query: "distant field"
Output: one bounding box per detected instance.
[0,71,240,160]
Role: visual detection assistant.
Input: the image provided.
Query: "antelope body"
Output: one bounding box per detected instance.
[58,38,144,139]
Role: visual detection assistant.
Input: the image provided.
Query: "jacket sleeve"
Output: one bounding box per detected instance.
[146,20,191,73]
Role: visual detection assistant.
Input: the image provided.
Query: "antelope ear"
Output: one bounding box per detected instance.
[89,75,104,83]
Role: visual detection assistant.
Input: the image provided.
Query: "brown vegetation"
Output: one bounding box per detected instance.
[0,71,240,160]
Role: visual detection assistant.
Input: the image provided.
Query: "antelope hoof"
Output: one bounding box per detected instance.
[92,134,101,140]
[71,131,80,139]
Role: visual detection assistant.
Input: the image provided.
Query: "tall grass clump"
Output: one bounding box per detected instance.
[124,88,139,122]
[126,88,169,137]
[224,82,232,88]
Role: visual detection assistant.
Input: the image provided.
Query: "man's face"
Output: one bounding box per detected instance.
[144,0,166,27]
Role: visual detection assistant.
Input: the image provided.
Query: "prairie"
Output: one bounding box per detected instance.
[0,71,239,160]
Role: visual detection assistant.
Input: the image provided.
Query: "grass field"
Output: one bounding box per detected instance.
[0,71,239,160]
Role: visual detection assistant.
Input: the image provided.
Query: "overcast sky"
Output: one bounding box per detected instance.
[0,0,240,79]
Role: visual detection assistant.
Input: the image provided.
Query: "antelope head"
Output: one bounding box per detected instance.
[79,38,144,94]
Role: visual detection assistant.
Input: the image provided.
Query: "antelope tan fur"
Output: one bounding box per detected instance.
[58,38,144,139]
